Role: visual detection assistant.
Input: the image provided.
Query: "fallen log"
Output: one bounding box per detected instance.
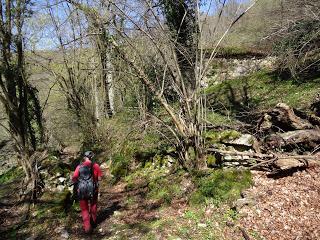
[310,93,320,116]
[308,114,320,127]
[264,129,320,150]
[274,157,320,170]
[258,103,313,132]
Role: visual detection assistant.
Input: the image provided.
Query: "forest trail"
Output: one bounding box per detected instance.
[0,176,159,239]
[66,179,165,240]
[1,166,320,239]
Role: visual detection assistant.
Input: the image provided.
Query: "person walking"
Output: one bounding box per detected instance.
[72,151,102,233]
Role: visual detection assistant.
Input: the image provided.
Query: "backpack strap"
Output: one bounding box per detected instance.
[90,161,98,192]
[90,161,94,181]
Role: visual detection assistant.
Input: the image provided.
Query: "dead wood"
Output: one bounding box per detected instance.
[310,93,320,116]
[274,157,320,170]
[238,226,251,240]
[264,129,320,149]
[207,103,320,171]
[308,114,320,127]
[258,103,313,132]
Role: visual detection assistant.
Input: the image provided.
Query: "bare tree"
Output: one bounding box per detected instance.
[60,0,257,171]
[103,0,257,171]
[31,1,100,128]
[67,0,116,118]
[272,0,320,79]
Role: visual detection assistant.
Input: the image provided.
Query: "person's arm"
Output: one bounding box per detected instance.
[72,166,80,182]
[94,163,103,181]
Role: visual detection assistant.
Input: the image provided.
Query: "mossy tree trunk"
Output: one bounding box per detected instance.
[0,0,45,200]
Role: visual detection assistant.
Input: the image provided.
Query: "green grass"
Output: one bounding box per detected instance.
[204,46,258,58]
[147,179,183,204]
[206,70,320,113]
[206,111,240,126]
[146,170,185,204]
[100,166,253,239]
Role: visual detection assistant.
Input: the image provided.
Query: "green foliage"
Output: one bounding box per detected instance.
[190,169,252,205]
[223,208,238,221]
[0,167,23,184]
[110,153,130,179]
[183,209,203,221]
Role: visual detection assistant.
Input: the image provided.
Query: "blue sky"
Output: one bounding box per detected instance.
[25,0,252,50]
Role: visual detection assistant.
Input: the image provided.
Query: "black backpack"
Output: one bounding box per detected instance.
[77,163,96,200]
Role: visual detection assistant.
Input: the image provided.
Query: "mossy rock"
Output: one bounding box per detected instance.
[42,155,71,177]
[205,130,241,144]
[40,189,71,205]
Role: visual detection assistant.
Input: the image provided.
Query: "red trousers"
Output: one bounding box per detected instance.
[79,194,98,232]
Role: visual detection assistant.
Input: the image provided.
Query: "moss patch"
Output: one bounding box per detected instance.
[190,169,252,206]
[205,130,241,144]
[0,167,24,184]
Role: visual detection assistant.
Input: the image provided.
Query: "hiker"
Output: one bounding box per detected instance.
[72,151,102,233]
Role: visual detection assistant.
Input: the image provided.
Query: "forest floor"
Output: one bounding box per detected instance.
[1,166,320,240]
[1,71,320,239]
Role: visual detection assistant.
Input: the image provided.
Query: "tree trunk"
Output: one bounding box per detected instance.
[100,39,115,118]
[106,48,115,115]
[274,157,320,170]
[92,74,100,127]
[0,0,45,201]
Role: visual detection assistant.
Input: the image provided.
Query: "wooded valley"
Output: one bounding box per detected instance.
[0,0,319,239]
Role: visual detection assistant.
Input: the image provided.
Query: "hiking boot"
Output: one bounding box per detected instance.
[84,227,93,235]
[90,218,97,229]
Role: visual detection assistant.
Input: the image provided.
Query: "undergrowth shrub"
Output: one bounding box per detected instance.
[190,169,252,205]
[110,153,130,180]
[274,19,320,81]
[124,163,168,190]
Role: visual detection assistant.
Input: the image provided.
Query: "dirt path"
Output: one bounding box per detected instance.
[67,180,163,240]
[2,167,319,239]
